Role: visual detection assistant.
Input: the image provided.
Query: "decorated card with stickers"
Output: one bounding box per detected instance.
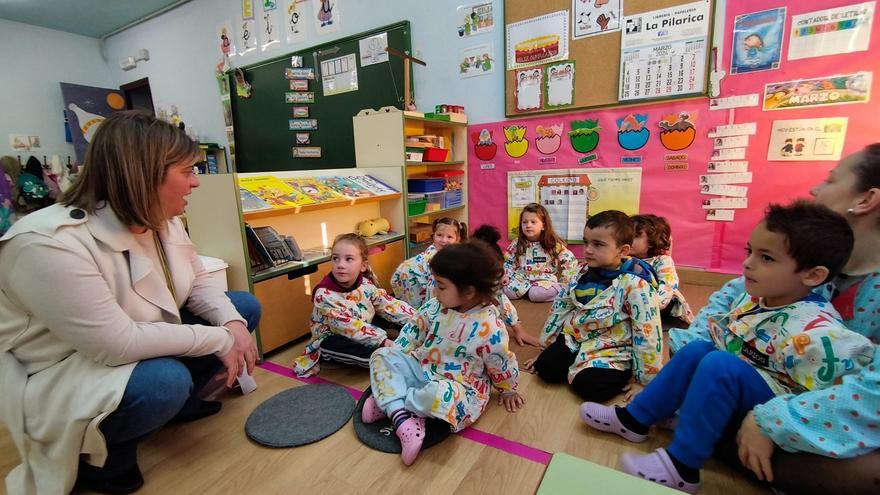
[545,61,574,108]
[515,67,544,111]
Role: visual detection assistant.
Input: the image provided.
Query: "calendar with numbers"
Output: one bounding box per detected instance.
[619,0,711,102]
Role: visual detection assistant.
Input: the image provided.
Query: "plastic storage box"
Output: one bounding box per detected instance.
[422,147,450,162]
[424,191,444,211]
[407,193,427,216]
[443,189,462,208]
[408,178,446,193]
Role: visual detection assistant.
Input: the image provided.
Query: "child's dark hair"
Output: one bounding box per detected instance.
[433,217,468,241]
[585,210,634,247]
[331,233,380,286]
[631,214,671,257]
[430,241,503,305]
[472,224,503,260]
[764,201,853,282]
[515,203,566,264]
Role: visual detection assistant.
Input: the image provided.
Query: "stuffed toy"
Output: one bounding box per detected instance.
[355,217,391,237]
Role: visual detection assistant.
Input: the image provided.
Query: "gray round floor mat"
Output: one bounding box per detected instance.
[352,386,452,453]
[246,384,355,447]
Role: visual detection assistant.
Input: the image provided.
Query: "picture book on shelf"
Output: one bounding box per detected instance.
[282,177,348,204]
[239,188,272,212]
[317,176,375,198]
[239,176,316,208]
[345,175,399,195]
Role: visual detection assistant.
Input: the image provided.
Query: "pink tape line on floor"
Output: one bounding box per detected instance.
[258,360,552,465]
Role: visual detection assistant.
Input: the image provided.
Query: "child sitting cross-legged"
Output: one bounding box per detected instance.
[581,201,875,493]
[363,240,524,465]
[525,210,664,402]
[630,214,694,324]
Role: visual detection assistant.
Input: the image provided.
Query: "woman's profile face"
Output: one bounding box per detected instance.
[158,157,200,218]
[811,152,861,217]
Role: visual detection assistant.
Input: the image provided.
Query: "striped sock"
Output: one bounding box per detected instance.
[390,409,413,429]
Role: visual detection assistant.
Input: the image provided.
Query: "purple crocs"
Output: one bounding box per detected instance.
[580,402,648,443]
[620,448,701,494]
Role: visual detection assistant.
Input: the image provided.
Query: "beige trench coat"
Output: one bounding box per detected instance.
[0,204,242,494]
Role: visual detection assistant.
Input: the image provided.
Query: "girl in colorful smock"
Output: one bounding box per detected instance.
[631,214,694,324]
[363,241,523,465]
[583,202,874,494]
[294,234,415,377]
[503,203,578,302]
[390,217,466,309]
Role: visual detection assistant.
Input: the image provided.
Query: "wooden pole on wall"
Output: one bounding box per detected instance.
[385,47,426,110]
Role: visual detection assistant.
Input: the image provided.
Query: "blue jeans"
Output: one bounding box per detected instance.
[81,291,260,478]
[627,340,775,469]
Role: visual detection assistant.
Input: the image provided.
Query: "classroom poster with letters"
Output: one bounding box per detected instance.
[619,0,711,101]
[507,168,642,241]
[767,118,849,161]
[284,0,306,43]
[788,2,875,60]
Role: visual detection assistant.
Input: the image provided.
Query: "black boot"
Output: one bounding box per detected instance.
[74,463,144,494]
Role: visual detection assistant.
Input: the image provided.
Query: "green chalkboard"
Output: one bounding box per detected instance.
[229,21,412,172]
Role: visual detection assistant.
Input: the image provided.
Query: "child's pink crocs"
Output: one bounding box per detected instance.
[395,416,426,465]
[580,402,648,443]
[620,449,701,494]
[361,395,387,424]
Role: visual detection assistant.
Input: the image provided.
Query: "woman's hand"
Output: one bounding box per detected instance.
[219,321,257,387]
[737,411,775,482]
[498,392,525,412]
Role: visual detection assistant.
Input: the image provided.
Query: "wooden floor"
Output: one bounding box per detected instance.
[0,281,770,495]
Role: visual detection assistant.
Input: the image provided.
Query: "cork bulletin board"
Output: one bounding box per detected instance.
[504,0,715,116]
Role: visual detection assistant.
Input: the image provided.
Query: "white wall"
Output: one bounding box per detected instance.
[0,19,114,159]
[104,0,507,149]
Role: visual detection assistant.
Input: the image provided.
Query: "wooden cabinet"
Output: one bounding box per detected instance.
[185,167,406,354]
[353,107,468,257]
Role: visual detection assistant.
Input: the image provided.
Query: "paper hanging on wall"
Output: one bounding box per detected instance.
[293,147,322,158]
[658,112,697,151]
[506,10,569,70]
[289,119,318,130]
[709,94,760,110]
[763,72,872,110]
[313,0,340,35]
[359,33,389,66]
[731,8,786,74]
[295,132,310,145]
[460,44,495,78]
[767,118,848,161]
[708,122,757,137]
[617,113,650,151]
[292,106,309,118]
[713,135,749,149]
[471,129,498,160]
[535,124,563,154]
[217,21,237,72]
[699,172,752,185]
[706,209,735,221]
[545,61,575,107]
[699,184,748,197]
[703,197,748,209]
[285,92,314,103]
[457,2,494,37]
[711,147,746,160]
[619,0,710,101]
[707,161,748,173]
[9,134,29,151]
[237,18,257,56]
[507,168,641,241]
[569,119,601,154]
[503,125,529,158]
[285,67,315,79]
[788,2,875,60]
[515,67,543,111]
[259,4,281,51]
[321,53,358,96]
[289,79,308,91]
[572,0,621,39]
[284,0,306,44]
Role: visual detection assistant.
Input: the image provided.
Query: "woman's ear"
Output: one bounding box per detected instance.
[853,187,880,215]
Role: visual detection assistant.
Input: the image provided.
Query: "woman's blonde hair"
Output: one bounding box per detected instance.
[60,110,200,230]
[332,233,380,286]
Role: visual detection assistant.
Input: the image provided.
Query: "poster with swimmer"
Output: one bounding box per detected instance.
[731,7,786,74]
[60,82,127,163]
